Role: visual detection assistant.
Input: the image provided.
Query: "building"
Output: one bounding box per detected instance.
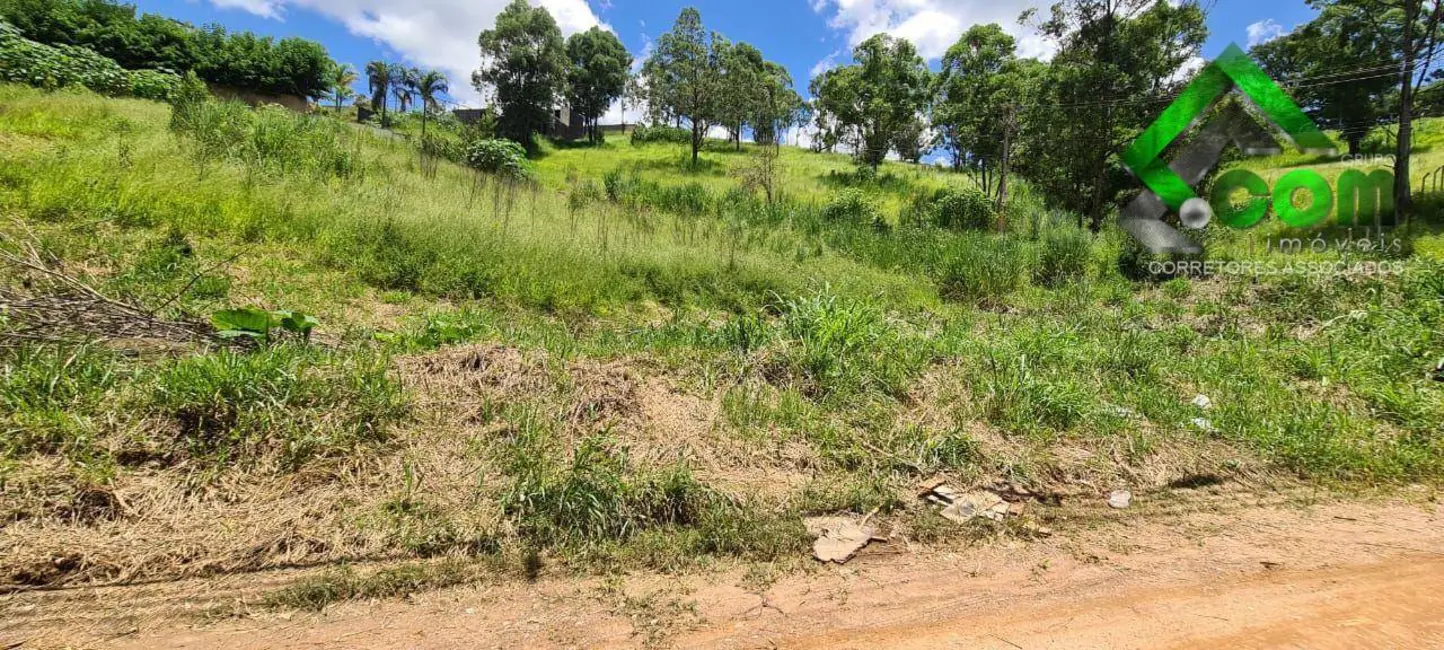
[449,105,587,140]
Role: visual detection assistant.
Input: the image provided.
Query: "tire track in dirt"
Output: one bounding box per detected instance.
[3,493,1440,649]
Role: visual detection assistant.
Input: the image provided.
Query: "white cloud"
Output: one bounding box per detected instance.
[209,0,285,18]
[1246,19,1286,48]
[811,0,1057,63]
[810,50,841,79]
[206,0,609,105]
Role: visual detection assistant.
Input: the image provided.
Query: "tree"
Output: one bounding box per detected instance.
[1308,0,1442,214]
[752,61,805,146]
[810,34,931,168]
[416,70,449,138]
[935,24,1021,193]
[366,60,393,126]
[716,40,766,150]
[641,7,726,165]
[326,63,358,112]
[1024,0,1207,229]
[390,66,419,114]
[1,0,338,98]
[565,27,632,144]
[473,0,569,151]
[1251,5,1398,155]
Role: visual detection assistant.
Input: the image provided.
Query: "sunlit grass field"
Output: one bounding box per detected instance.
[1,85,1440,597]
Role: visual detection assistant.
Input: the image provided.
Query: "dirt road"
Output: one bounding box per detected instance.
[4,491,1441,649]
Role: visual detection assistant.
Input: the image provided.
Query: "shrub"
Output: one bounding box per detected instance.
[1033,227,1093,287]
[1116,234,1165,281]
[821,188,881,227]
[921,186,994,231]
[936,235,1024,305]
[127,69,181,101]
[464,138,530,179]
[0,22,128,94]
[629,124,690,146]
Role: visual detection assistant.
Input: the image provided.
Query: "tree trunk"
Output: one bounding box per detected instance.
[692,122,702,166]
[996,103,1015,229]
[1396,0,1420,217]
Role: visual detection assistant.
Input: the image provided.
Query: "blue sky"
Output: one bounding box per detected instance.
[133,0,1322,116]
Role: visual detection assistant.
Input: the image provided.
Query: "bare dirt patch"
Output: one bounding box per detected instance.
[4,491,1440,649]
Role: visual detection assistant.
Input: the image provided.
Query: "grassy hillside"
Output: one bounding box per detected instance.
[1,85,1441,602]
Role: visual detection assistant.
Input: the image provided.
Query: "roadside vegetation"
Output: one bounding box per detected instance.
[0,0,1442,620]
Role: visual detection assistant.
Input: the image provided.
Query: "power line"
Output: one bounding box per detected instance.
[1007,60,1424,112]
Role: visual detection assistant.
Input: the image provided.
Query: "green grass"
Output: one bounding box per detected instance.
[2,84,1443,594]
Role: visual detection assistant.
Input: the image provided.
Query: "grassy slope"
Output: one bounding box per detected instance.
[1,86,1441,599]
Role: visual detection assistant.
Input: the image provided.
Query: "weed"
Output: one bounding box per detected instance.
[144,345,406,466]
[1034,227,1093,287]
[935,235,1024,306]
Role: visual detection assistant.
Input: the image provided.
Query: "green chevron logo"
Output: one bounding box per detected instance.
[1119,43,1394,254]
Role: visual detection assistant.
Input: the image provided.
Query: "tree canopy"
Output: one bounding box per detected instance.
[810,34,932,168]
[473,0,569,150]
[566,26,631,144]
[639,8,726,164]
[0,0,335,98]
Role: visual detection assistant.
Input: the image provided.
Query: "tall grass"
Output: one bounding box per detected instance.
[0,86,931,316]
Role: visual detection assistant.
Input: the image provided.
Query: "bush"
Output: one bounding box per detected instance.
[936,235,1024,305]
[0,22,128,94]
[1116,234,1167,281]
[917,186,994,231]
[127,68,181,101]
[464,138,530,179]
[602,167,634,202]
[630,124,691,146]
[1033,228,1093,287]
[821,188,881,227]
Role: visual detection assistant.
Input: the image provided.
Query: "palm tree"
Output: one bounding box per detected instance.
[416,70,449,138]
[365,60,392,126]
[328,63,358,113]
[392,84,411,114]
[387,67,417,115]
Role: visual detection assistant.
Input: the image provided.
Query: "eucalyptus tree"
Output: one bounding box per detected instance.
[640,7,726,164]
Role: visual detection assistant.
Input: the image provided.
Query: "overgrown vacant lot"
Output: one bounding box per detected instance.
[1,85,1442,608]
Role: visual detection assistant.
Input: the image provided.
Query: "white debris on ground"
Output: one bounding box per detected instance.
[1191,394,1213,410]
[940,491,1010,523]
[1108,489,1133,509]
[917,477,1044,532]
[804,516,880,564]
